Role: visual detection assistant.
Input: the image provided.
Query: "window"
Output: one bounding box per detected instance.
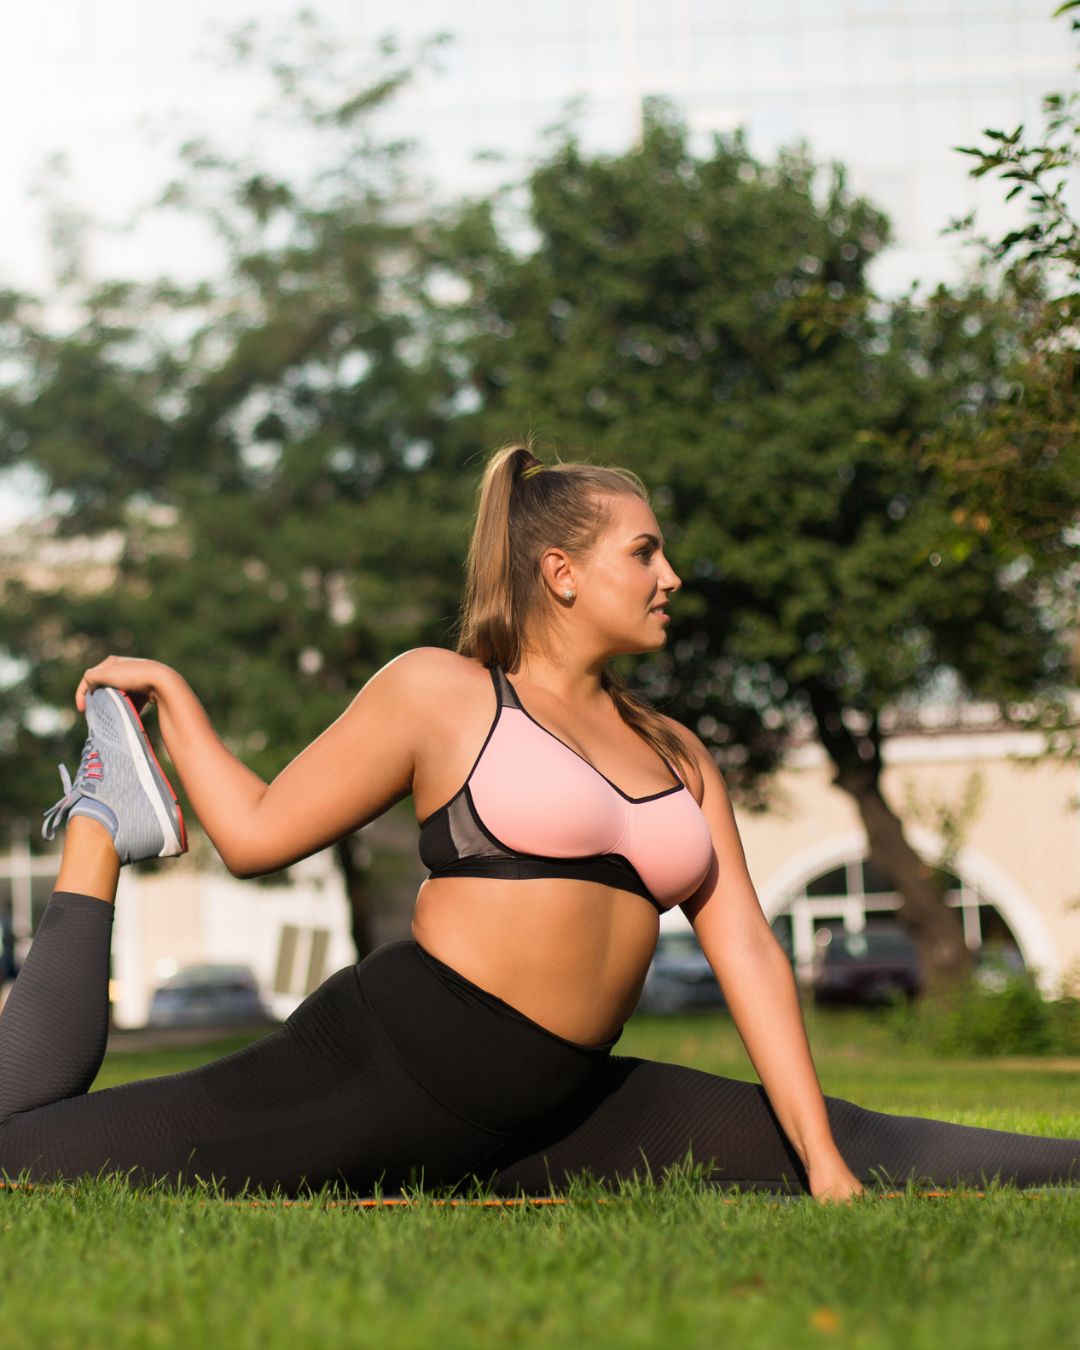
[805,865,848,897]
[273,924,333,998]
[776,855,1022,981]
[860,860,896,894]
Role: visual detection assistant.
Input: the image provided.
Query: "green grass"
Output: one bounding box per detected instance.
[1,1012,1077,1350]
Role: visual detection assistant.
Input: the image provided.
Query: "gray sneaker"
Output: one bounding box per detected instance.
[42,687,188,865]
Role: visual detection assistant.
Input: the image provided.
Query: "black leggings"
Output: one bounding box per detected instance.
[0,891,1076,1197]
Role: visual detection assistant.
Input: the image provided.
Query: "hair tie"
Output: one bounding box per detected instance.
[520,463,545,480]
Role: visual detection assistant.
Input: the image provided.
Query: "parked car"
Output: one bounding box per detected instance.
[637,931,726,1014]
[147,964,272,1028]
[811,925,922,1006]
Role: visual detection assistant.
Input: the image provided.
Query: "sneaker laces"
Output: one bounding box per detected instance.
[41,739,104,841]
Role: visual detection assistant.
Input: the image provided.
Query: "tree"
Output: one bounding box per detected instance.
[0,23,468,954]
[925,0,1080,711]
[434,106,1064,988]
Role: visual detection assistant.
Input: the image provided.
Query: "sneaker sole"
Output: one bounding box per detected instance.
[101,688,188,857]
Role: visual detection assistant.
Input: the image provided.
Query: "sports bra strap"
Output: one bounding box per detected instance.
[490,664,523,711]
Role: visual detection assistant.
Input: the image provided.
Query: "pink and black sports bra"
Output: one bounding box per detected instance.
[418,666,714,912]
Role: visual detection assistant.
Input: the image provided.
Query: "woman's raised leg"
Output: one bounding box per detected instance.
[0,691,508,1196]
[0,820,119,1121]
[0,684,187,1127]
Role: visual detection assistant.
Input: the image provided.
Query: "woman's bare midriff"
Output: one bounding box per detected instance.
[411,876,661,1046]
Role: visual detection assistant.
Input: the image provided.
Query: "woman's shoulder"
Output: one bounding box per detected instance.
[375,647,492,706]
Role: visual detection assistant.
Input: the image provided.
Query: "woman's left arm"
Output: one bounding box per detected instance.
[673,724,863,1203]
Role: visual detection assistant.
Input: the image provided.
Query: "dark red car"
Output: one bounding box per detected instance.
[811,925,923,1006]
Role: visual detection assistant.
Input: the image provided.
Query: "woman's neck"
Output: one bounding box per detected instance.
[512,649,610,707]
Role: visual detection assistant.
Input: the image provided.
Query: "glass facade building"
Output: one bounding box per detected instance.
[351,0,1077,292]
[0,1,1074,292]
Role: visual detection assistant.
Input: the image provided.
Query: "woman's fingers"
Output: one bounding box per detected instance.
[76,657,164,713]
[813,1177,865,1205]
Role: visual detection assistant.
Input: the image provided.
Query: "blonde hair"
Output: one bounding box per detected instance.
[456,442,693,783]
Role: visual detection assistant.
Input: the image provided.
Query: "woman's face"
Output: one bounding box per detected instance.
[558,493,682,657]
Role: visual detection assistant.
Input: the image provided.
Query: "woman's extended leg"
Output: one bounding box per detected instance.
[489,1056,1080,1195]
[0,826,510,1201]
[0,956,509,1196]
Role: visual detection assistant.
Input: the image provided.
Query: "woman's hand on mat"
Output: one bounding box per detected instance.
[808,1159,865,1205]
[76,656,176,714]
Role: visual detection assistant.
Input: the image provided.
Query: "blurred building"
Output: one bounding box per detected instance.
[373,0,1077,294]
[0,1,1075,296]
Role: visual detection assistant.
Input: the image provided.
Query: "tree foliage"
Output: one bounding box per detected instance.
[927,0,1079,601]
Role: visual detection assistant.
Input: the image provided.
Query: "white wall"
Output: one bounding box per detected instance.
[110,849,355,1027]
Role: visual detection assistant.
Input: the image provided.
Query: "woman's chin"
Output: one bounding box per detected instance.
[619,631,669,657]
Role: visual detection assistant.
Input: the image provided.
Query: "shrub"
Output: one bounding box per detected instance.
[888,963,1080,1057]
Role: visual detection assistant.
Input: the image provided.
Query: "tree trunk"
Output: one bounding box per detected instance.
[805,685,971,990]
[334,835,373,960]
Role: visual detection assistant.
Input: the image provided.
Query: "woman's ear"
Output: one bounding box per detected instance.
[538,547,576,599]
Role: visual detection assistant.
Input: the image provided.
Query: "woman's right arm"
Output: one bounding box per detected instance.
[76,650,432,877]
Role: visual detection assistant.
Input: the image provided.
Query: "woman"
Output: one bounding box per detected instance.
[13,446,1079,1204]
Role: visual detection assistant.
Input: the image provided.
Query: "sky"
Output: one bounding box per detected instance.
[1,0,1076,525]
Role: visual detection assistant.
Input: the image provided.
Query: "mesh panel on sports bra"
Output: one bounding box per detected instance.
[492,666,522,710]
[418,788,509,871]
[446,789,510,861]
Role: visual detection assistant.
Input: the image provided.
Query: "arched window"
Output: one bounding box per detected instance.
[769,857,1023,984]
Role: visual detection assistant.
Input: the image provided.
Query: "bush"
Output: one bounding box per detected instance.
[888,962,1080,1057]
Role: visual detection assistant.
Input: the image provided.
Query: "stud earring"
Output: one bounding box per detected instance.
[563,589,575,601]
